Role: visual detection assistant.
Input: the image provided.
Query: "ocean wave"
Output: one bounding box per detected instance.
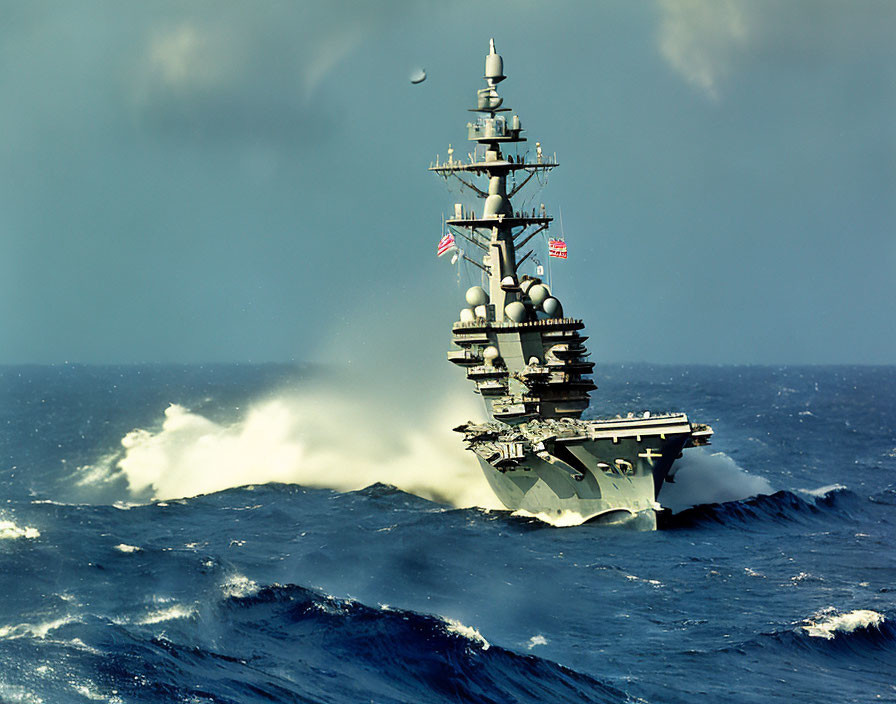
[220,574,260,599]
[211,583,627,703]
[723,608,896,661]
[802,609,887,640]
[659,486,860,530]
[0,616,79,640]
[797,484,848,498]
[19,582,628,704]
[134,604,198,626]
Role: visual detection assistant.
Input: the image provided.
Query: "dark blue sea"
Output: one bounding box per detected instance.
[1,363,894,703]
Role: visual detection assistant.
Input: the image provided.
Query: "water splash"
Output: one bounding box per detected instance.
[78,381,502,510]
[658,448,773,513]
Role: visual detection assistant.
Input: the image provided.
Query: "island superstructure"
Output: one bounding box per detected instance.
[431,39,712,526]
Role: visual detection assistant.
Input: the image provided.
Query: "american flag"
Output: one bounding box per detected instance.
[437,232,456,257]
[548,238,568,259]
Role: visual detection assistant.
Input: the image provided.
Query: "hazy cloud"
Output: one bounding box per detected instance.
[656,0,751,99]
[131,2,411,142]
[148,23,222,89]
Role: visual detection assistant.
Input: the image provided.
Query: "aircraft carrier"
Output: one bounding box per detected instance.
[431,40,712,527]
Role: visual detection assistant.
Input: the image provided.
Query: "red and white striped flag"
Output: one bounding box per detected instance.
[437,232,456,257]
[548,238,568,259]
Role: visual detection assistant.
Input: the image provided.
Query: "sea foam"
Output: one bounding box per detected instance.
[0,520,40,541]
[802,609,886,639]
[444,618,490,650]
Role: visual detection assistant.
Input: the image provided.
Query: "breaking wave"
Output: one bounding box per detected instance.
[661,484,861,529]
[801,609,887,640]
[727,608,896,660]
[8,581,628,704]
[199,584,627,703]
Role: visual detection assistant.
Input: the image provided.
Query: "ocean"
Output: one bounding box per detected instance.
[1,363,894,703]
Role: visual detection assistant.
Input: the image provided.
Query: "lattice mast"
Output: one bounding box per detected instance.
[429,39,558,320]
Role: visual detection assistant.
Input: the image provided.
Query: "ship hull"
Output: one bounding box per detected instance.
[459,415,705,528]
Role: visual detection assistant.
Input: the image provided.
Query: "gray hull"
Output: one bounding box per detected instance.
[458,414,706,526]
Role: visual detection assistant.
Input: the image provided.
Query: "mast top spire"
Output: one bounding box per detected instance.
[484,38,505,86]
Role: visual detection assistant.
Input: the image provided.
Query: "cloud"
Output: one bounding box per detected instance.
[147,22,233,91]
[131,3,411,142]
[656,0,751,99]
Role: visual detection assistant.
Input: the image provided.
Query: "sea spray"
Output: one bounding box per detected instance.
[657,448,773,513]
[77,380,502,510]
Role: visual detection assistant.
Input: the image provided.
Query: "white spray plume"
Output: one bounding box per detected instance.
[79,378,502,510]
[657,448,773,513]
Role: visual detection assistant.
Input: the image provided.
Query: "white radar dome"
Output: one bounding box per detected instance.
[465,286,488,307]
[483,346,500,361]
[459,308,475,323]
[528,284,550,307]
[505,301,527,323]
[474,304,488,319]
[542,297,562,318]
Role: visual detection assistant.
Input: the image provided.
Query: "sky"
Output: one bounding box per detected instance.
[1,0,894,365]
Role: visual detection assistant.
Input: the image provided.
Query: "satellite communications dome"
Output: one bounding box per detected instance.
[505,301,527,323]
[528,284,550,307]
[542,297,563,318]
[465,286,488,307]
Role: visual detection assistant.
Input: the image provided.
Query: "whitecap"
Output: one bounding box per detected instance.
[71,683,108,701]
[0,520,40,541]
[444,618,490,650]
[136,604,197,625]
[527,634,548,649]
[0,615,77,640]
[802,609,885,639]
[797,484,847,498]
[221,574,259,598]
[0,682,43,703]
[66,637,102,656]
[789,571,815,584]
[113,544,141,553]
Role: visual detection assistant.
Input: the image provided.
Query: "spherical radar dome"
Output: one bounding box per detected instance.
[542,297,563,318]
[505,301,527,323]
[528,284,550,307]
[465,286,489,307]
